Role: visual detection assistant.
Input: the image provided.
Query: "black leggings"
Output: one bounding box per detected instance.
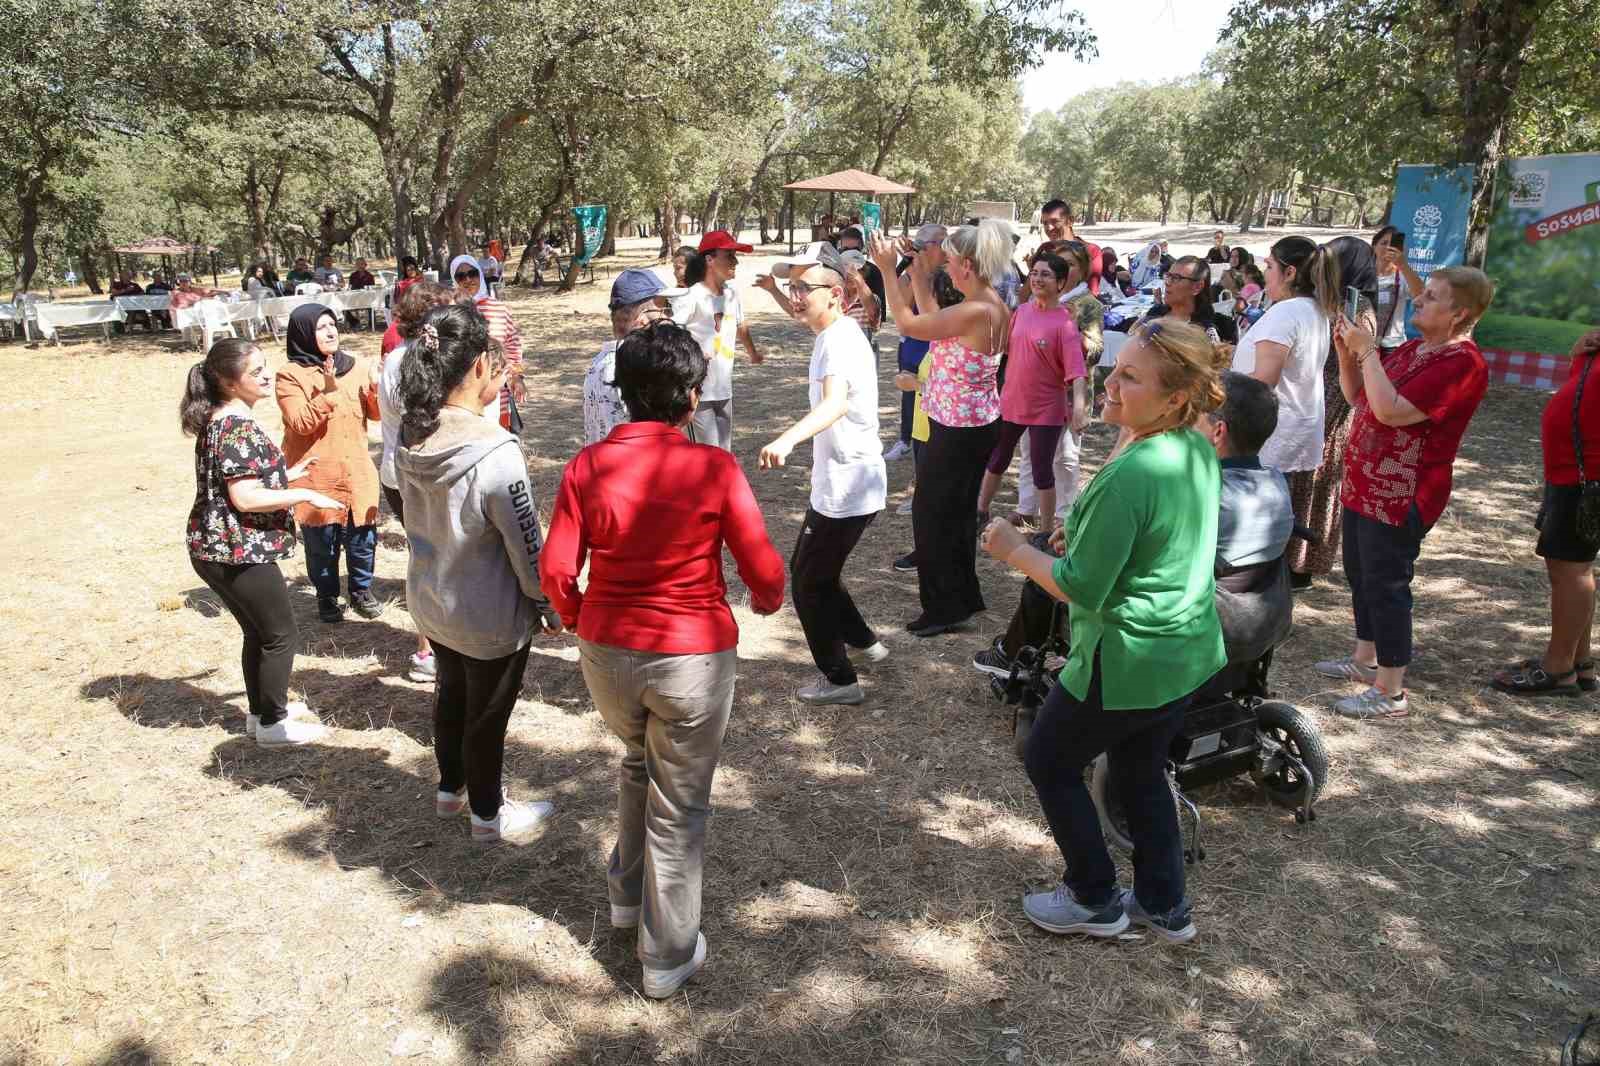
[986,420,1064,488]
[913,418,1000,624]
[190,558,299,726]
[431,640,533,819]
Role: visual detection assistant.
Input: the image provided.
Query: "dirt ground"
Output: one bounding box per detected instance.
[1,245,1595,1066]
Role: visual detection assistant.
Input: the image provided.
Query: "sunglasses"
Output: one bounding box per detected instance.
[454,268,481,280]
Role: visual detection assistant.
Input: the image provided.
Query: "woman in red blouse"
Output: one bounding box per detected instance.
[1493,328,1600,696]
[1318,266,1494,719]
[540,321,784,999]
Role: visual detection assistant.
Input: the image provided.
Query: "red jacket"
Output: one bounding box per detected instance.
[540,422,785,653]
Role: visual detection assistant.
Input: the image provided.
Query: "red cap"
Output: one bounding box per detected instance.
[697,230,753,254]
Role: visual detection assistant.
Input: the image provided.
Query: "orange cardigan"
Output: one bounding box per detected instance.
[274,359,382,527]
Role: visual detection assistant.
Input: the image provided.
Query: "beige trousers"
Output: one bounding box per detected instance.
[578,640,737,968]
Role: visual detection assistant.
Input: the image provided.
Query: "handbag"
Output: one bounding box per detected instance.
[1571,355,1600,544]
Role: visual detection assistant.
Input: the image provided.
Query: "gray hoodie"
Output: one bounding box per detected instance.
[396,407,551,660]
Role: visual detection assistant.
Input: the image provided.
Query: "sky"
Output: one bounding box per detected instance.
[1019,1,1233,118]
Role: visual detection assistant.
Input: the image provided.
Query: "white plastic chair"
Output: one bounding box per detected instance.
[1100,329,1130,369]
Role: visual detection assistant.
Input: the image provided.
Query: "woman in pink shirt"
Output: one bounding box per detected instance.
[978,252,1086,530]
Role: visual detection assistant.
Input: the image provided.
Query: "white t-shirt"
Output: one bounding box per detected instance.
[1231,296,1331,473]
[674,282,742,402]
[808,317,887,518]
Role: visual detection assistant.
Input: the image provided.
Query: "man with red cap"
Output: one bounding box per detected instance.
[673,230,764,449]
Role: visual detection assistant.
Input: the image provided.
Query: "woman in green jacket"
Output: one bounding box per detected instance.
[983,319,1226,945]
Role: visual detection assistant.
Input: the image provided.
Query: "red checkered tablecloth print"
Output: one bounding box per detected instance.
[1481,349,1566,391]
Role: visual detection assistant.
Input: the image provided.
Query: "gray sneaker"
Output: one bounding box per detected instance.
[1314,656,1378,683]
[1021,883,1128,937]
[1335,685,1410,720]
[798,678,865,706]
[407,652,437,683]
[1119,888,1197,944]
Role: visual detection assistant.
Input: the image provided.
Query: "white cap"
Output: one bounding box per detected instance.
[771,241,829,279]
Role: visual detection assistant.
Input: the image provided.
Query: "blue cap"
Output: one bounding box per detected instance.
[609,268,682,310]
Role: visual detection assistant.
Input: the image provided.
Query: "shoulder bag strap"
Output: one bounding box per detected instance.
[1574,356,1594,485]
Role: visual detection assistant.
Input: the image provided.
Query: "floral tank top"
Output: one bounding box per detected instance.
[922,337,1000,428]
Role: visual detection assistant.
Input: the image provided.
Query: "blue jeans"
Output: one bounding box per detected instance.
[1024,655,1193,914]
[301,518,377,600]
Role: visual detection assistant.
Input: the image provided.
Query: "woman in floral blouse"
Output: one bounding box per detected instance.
[184,339,344,748]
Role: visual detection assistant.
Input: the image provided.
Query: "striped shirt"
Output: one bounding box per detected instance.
[476,297,522,428]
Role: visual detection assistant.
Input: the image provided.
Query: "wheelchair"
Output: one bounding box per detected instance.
[991,531,1328,864]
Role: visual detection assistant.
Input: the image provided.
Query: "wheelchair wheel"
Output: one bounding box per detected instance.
[1250,701,1329,809]
[1088,756,1182,855]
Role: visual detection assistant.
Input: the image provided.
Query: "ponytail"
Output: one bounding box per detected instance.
[399,303,490,446]
[179,338,256,436]
[1271,235,1342,318]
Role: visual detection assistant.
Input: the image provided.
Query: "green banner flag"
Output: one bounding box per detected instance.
[860,202,882,239]
[573,204,607,264]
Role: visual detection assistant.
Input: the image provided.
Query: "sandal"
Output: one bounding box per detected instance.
[1491,658,1580,697]
[1576,659,1597,693]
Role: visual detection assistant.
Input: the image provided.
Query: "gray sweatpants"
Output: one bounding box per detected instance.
[689,398,733,450]
[578,640,737,969]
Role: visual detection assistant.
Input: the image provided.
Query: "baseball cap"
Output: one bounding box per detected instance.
[608,267,686,310]
[697,230,753,254]
[770,242,827,280]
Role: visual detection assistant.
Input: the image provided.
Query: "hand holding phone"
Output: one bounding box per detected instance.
[1345,285,1361,323]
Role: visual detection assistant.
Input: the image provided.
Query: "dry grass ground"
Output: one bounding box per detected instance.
[0,248,1595,1066]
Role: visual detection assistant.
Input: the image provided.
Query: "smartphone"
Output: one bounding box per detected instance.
[1346,285,1361,322]
[1391,231,1406,252]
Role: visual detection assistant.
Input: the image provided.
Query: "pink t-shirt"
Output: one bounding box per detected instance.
[1001,302,1085,425]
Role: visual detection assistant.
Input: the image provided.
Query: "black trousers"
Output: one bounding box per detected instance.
[913,418,1000,624]
[190,558,298,726]
[431,640,532,819]
[1002,573,1065,660]
[1342,506,1427,668]
[791,508,878,684]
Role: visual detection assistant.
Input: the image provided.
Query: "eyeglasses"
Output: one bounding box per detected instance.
[454,269,481,281]
[787,280,827,297]
[1168,272,1205,283]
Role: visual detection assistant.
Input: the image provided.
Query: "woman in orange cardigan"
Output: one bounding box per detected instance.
[275,303,383,623]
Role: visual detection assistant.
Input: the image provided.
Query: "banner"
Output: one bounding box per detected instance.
[573,204,607,265]
[1481,152,1600,357]
[1389,164,1474,336]
[859,201,882,239]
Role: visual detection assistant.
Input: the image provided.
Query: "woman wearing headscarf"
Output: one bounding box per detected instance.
[1128,242,1163,291]
[450,253,525,431]
[275,304,383,623]
[1287,236,1379,581]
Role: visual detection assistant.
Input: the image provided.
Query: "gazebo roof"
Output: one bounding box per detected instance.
[114,237,218,256]
[783,168,917,195]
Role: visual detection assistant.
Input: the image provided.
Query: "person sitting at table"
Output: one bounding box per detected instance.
[110,272,147,333]
[348,259,376,290]
[1134,255,1223,345]
[396,256,423,297]
[170,275,231,350]
[1129,243,1163,290]
[314,255,344,291]
[244,263,279,300]
[286,258,316,290]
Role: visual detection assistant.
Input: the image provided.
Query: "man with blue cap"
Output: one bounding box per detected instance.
[584,268,686,444]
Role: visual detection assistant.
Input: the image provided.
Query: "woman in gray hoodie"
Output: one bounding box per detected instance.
[396,304,563,844]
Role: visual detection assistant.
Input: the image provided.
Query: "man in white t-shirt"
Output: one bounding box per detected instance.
[476,244,502,296]
[759,256,888,707]
[584,268,683,444]
[673,229,763,449]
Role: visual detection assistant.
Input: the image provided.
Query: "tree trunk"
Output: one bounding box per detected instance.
[12,169,46,296]
[699,189,722,233]
[317,207,364,258]
[599,208,619,258]
[78,246,103,295]
[657,194,679,258]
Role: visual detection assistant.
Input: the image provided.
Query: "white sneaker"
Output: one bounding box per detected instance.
[851,641,890,664]
[611,903,640,929]
[896,495,915,516]
[436,788,468,818]
[246,701,317,738]
[642,932,707,999]
[471,798,555,844]
[797,678,865,706]
[255,716,328,748]
[884,440,913,461]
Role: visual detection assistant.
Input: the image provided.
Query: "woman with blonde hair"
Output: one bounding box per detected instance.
[982,318,1226,945]
[869,220,1013,635]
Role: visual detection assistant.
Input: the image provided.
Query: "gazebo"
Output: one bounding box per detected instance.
[112,238,221,286]
[781,169,918,252]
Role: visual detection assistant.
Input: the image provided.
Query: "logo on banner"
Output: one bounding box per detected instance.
[1412,204,1443,229]
[1508,171,1550,209]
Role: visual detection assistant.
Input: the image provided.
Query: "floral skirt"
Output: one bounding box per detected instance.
[1287,388,1354,575]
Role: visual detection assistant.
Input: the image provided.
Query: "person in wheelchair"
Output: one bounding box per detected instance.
[974,371,1293,681]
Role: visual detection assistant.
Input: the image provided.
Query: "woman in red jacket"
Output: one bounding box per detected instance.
[540,321,785,1000]
[1493,327,1600,696]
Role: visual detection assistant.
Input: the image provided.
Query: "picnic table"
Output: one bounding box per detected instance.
[13,288,394,347]
[33,302,125,343]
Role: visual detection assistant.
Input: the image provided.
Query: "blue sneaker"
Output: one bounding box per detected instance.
[1119,889,1197,944]
[1022,883,1128,937]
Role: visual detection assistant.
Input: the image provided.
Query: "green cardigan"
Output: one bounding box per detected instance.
[1050,428,1225,710]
